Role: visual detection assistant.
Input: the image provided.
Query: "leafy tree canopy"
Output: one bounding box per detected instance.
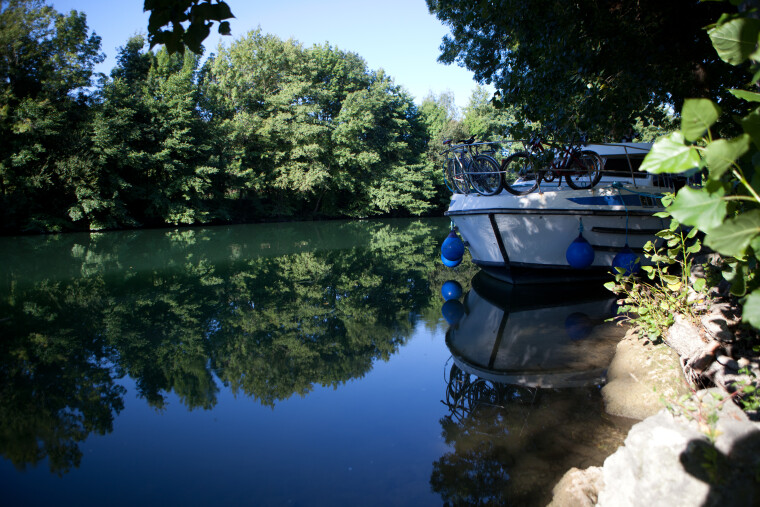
[427,0,745,139]
[0,0,103,232]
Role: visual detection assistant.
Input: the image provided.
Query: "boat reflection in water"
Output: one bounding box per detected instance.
[431,273,632,506]
[446,271,621,390]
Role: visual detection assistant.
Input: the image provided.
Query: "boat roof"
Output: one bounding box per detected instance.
[586,142,652,158]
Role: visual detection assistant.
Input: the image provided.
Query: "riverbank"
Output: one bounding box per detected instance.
[550,323,760,506]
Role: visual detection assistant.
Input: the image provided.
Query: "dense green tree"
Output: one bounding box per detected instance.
[202,32,338,217]
[332,71,435,216]
[203,31,435,219]
[462,85,516,142]
[427,0,744,139]
[0,0,103,232]
[419,91,468,207]
[419,91,459,144]
[1,3,446,233]
[84,36,216,228]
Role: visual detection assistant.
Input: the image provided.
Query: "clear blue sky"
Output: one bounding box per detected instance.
[50,0,490,111]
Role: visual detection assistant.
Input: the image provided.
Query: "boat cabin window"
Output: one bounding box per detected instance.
[602,156,648,178]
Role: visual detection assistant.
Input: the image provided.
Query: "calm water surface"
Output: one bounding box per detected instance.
[0,218,633,506]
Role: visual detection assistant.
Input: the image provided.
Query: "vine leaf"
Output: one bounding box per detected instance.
[708,17,760,65]
[681,99,721,142]
[641,132,702,174]
[742,288,760,328]
[703,134,750,180]
[741,108,760,149]
[668,186,727,230]
[705,209,760,257]
[729,89,760,102]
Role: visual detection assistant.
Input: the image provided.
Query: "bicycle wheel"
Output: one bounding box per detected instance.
[451,158,470,194]
[501,151,539,195]
[444,159,456,192]
[566,150,603,190]
[468,155,502,196]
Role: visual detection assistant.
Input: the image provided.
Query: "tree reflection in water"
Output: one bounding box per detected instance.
[0,218,457,474]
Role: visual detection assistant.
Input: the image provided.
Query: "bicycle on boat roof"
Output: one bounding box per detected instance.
[498,135,603,195]
[441,135,603,197]
[441,136,503,196]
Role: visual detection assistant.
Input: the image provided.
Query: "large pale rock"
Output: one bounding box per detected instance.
[601,330,689,420]
[597,395,760,507]
[597,411,711,506]
[547,466,603,507]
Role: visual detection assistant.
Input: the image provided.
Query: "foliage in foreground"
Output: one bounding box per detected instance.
[637,5,760,330]
[605,211,705,341]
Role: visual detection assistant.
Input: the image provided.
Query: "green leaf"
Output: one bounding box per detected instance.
[741,108,760,149]
[742,288,760,329]
[704,134,750,180]
[686,242,702,254]
[705,209,760,256]
[693,278,706,292]
[751,234,760,258]
[708,17,760,65]
[729,89,760,102]
[681,99,721,141]
[668,186,727,230]
[730,263,747,296]
[641,132,702,174]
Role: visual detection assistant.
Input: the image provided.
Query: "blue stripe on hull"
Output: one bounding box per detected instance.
[565,194,646,207]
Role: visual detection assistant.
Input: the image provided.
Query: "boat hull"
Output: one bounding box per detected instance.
[446,184,665,284]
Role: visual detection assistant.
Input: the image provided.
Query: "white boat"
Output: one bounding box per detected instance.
[446,142,683,284]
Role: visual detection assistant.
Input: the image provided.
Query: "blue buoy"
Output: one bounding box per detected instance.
[441,230,465,262]
[441,253,462,268]
[565,312,594,341]
[566,233,595,269]
[612,245,641,275]
[441,299,465,325]
[441,280,463,301]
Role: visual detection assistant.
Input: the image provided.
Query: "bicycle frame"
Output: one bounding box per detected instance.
[443,139,473,194]
[441,138,503,196]
[527,138,586,183]
[499,136,603,195]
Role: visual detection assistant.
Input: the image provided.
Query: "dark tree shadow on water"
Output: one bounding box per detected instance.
[680,431,760,506]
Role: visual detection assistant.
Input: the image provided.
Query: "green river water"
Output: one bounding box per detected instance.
[0,218,632,506]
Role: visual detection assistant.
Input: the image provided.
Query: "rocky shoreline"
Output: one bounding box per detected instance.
[549,324,760,506]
